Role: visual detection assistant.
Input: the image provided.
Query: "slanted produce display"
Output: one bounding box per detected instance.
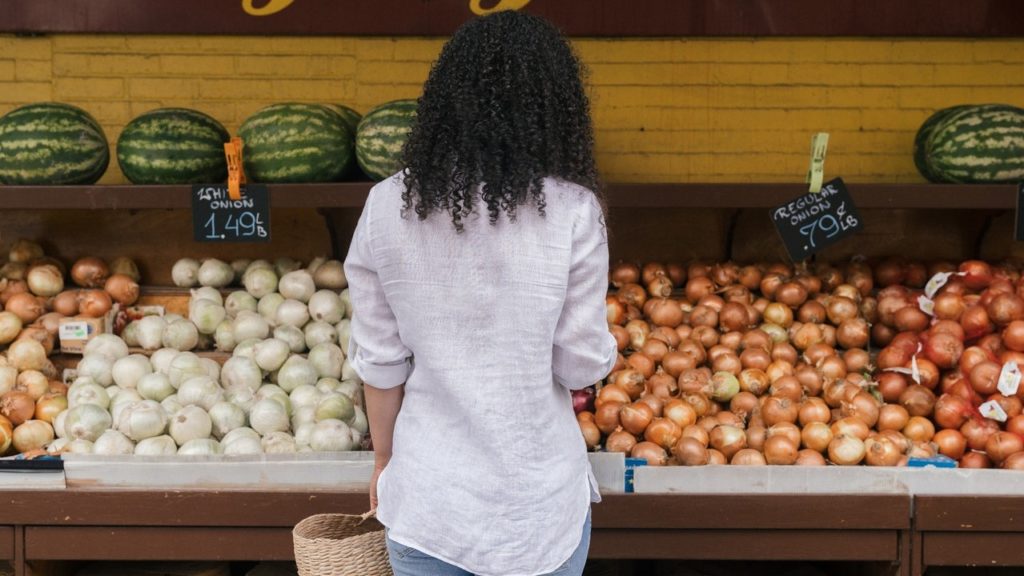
[0,242,366,458]
[582,259,1024,469]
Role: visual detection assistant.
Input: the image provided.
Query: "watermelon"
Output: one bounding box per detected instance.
[0,102,109,185]
[916,104,1024,183]
[117,108,230,185]
[356,99,417,181]
[913,105,969,183]
[239,103,353,183]
[324,104,362,178]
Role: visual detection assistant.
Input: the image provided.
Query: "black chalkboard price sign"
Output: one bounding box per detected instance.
[770,177,863,261]
[191,184,270,243]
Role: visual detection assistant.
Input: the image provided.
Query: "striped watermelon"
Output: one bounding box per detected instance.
[356,99,417,181]
[117,108,230,185]
[0,102,109,185]
[913,105,969,183]
[324,104,362,178]
[917,104,1024,183]
[239,103,353,183]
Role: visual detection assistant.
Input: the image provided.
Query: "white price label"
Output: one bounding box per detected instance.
[980,400,1009,422]
[58,321,90,340]
[924,271,966,299]
[998,361,1022,396]
[918,295,935,316]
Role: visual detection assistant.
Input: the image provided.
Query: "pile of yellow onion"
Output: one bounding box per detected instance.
[577,259,1024,469]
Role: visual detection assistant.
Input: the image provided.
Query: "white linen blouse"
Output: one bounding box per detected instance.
[344,174,618,576]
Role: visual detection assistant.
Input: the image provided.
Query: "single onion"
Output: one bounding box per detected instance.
[1,391,35,426]
[13,420,54,453]
[104,274,140,305]
[644,417,682,449]
[620,401,655,436]
[877,404,910,432]
[761,396,798,426]
[605,429,637,453]
[1003,320,1024,352]
[610,262,641,288]
[985,431,1024,464]
[800,421,833,453]
[109,256,141,282]
[631,441,668,466]
[709,424,746,459]
[26,264,64,297]
[934,429,968,460]
[933,394,972,430]
[960,451,992,469]
[795,449,827,466]
[764,435,798,465]
[841,391,881,428]
[864,436,903,466]
[730,448,767,465]
[899,385,936,418]
[828,434,866,465]
[923,332,963,370]
[5,292,43,323]
[594,402,623,435]
[962,418,1000,451]
[903,416,936,443]
[969,361,1001,396]
[798,398,831,426]
[709,371,739,402]
[71,257,110,288]
[1003,451,1024,470]
[831,416,870,441]
[663,399,697,430]
[578,419,600,450]
[987,293,1024,326]
[672,436,709,466]
[79,289,113,318]
[1008,415,1024,437]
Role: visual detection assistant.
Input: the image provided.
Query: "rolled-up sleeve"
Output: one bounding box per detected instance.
[552,195,618,390]
[343,200,413,389]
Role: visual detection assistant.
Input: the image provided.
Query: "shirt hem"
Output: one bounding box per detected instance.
[379,470,592,576]
[384,529,583,576]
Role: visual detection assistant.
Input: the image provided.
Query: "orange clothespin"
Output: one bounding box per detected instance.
[224,137,246,201]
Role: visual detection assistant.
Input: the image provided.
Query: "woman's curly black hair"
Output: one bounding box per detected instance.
[400,10,601,232]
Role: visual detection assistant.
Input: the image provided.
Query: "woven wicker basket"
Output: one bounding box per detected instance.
[293,510,393,576]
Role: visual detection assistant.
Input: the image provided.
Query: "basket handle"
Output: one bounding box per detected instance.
[359,509,377,524]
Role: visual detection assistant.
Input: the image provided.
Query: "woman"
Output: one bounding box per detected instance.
[344,10,617,576]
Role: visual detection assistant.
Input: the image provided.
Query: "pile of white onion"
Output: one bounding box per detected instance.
[47,331,366,456]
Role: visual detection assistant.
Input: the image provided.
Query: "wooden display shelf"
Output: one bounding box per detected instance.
[0,490,912,575]
[0,183,1016,210]
[593,493,910,573]
[912,496,1024,576]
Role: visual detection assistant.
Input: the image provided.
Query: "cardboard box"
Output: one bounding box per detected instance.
[57,315,107,354]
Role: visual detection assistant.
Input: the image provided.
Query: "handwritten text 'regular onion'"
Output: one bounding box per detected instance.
[772,184,841,227]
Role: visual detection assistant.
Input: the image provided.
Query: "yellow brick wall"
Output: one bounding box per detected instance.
[1,35,1022,184]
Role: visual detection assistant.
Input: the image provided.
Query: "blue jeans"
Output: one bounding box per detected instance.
[385,509,592,576]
